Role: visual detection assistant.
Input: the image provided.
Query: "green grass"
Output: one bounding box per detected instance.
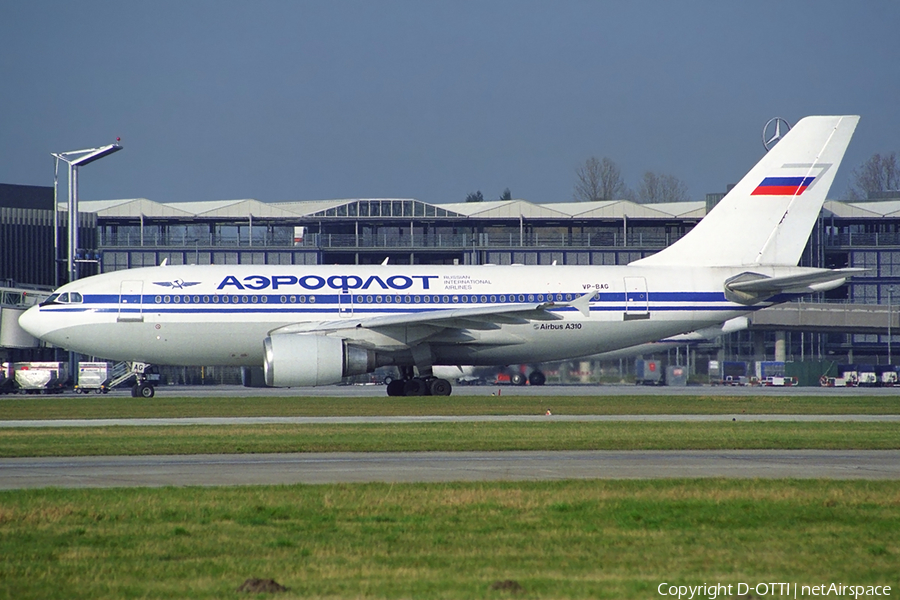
[1,393,899,420]
[2,395,896,599]
[0,480,897,599]
[1,422,898,457]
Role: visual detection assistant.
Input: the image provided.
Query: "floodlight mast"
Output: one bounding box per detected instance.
[52,157,60,287]
[50,143,122,283]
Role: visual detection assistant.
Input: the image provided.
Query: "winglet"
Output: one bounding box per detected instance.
[159,258,168,267]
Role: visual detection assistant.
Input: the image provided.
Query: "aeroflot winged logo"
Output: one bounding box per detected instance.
[217,274,439,292]
[751,176,816,196]
[153,279,202,289]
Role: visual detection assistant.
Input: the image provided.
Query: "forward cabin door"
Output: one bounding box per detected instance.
[118,280,144,323]
[623,277,650,320]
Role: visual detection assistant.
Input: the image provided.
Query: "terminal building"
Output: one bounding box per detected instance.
[3,182,900,381]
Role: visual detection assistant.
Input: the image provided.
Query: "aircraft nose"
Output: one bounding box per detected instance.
[17,305,45,339]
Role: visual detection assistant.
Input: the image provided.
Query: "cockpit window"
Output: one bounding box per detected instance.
[38,291,84,306]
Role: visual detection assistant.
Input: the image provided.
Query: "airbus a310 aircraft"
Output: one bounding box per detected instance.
[20,115,860,397]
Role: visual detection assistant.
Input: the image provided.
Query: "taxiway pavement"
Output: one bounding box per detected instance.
[2,414,899,428]
[2,450,898,489]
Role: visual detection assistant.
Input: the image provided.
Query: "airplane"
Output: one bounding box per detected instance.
[19,115,860,398]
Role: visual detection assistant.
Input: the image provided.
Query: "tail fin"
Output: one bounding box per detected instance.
[632,115,859,267]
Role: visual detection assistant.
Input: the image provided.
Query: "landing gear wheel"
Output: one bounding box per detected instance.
[138,383,155,398]
[510,372,526,386]
[428,378,452,396]
[402,378,428,396]
[528,371,546,386]
[386,379,405,396]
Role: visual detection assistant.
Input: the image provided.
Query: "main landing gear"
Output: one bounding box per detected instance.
[509,370,547,386]
[385,367,452,397]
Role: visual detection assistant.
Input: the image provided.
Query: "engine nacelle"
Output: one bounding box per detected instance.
[263,334,377,387]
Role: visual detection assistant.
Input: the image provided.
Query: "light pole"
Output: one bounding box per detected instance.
[52,157,60,287]
[51,141,122,283]
[889,286,894,365]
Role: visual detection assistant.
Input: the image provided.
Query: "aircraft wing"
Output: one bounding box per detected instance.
[725,268,866,304]
[268,293,595,336]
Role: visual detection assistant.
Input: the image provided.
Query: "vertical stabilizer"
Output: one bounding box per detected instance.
[632,115,859,267]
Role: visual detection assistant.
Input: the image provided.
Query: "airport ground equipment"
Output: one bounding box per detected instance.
[754,361,795,386]
[106,361,138,390]
[635,359,663,385]
[665,365,688,386]
[74,362,110,394]
[821,363,899,387]
[0,362,13,394]
[875,365,898,386]
[856,364,878,386]
[833,365,860,387]
[12,362,68,394]
[719,361,750,385]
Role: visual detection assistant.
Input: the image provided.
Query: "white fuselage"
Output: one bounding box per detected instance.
[19,263,804,368]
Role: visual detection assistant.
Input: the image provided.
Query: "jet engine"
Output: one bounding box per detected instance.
[264,334,378,387]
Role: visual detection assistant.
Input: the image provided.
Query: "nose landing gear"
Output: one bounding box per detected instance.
[128,363,160,398]
[131,382,155,398]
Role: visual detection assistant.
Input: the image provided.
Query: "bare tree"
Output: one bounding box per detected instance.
[848,152,900,200]
[573,156,630,202]
[636,171,689,204]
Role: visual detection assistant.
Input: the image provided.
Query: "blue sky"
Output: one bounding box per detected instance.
[1,1,898,205]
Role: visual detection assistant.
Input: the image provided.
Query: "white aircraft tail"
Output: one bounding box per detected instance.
[633,115,859,267]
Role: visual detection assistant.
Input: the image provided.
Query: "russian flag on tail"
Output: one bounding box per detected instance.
[751,176,815,196]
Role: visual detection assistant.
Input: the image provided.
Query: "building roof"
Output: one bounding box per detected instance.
[66,198,196,218]
[173,199,300,218]
[69,195,879,222]
[270,199,362,216]
[439,200,571,219]
[822,200,900,218]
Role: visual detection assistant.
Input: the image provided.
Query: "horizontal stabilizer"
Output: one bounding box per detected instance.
[724,268,866,305]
